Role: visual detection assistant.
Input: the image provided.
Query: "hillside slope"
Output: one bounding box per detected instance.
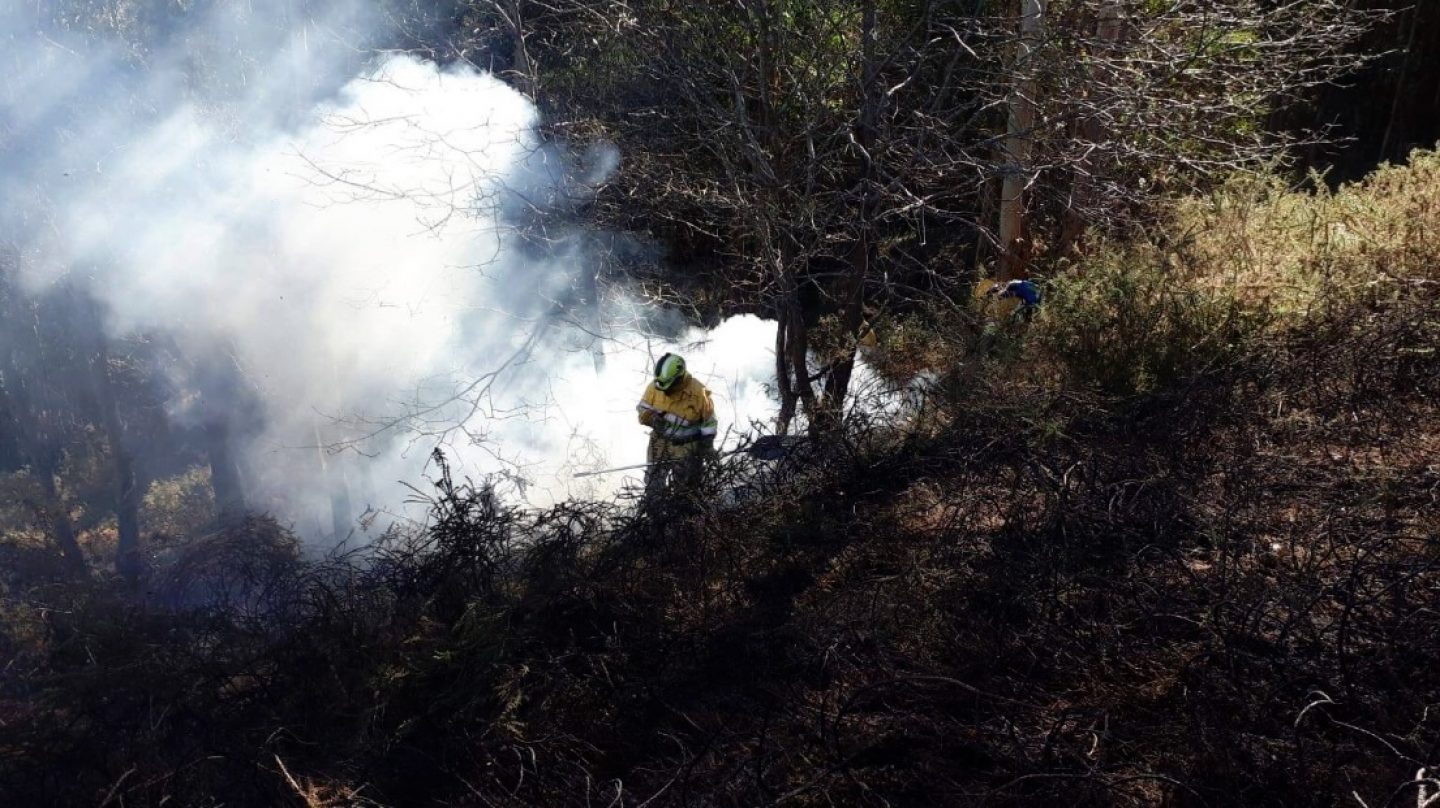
[1,157,1438,806]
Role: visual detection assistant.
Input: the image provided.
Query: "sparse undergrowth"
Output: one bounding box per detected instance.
[1,156,1438,806]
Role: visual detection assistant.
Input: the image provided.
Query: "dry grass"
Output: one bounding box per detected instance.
[1175,148,1440,313]
[1009,148,1440,399]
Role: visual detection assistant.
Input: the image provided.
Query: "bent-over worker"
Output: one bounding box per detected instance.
[975,277,1042,328]
[636,353,718,502]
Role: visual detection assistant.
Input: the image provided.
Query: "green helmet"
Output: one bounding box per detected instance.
[654,353,687,392]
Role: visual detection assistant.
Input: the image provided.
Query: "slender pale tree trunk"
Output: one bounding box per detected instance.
[998,0,1046,281]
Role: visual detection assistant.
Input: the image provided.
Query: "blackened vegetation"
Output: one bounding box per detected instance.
[0,285,1435,807]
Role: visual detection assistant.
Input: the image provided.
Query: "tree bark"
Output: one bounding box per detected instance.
[31,450,87,577]
[498,0,536,99]
[775,301,796,436]
[998,0,1046,281]
[205,420,247,521]
[1056,2,1121,260]
[313,420,354,540]
[1379,5,1419,165]
[774,249,816,436]
[818,0,880,430]
[90,331,143,581]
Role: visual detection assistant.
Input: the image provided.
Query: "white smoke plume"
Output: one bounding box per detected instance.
[0,2,778,539]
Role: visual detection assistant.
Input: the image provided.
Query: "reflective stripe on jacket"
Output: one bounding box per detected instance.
[637,375,718,444]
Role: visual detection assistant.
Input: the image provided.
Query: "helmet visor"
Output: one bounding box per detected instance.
[655,354,686,390]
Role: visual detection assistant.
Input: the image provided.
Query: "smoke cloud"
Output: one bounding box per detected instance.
[0,1,777,539]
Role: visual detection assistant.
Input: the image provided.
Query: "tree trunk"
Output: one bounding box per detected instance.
[998,0,1045,281]
[205,420,247,520]
[31,451,88,577]
[498,0,536,99]
[1056,2,1121,260]
[774,251,817,436]
[313,420,353,540]
[775,302,796,436]
[1379,5,1419,164]
[817,0,880,430]
[91,333,143,581]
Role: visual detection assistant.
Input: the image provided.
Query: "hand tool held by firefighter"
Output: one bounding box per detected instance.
[571,435,803,478]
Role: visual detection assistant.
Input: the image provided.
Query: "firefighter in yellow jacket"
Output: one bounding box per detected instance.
[636,353,718,500]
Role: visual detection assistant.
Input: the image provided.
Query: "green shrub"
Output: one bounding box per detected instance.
[1030,147,1440,397]
[1032,248,1266,396]
[140,467,216,540]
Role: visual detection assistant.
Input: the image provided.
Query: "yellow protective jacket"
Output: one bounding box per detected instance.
[636,374,718,445]
[973,278,1022,323]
